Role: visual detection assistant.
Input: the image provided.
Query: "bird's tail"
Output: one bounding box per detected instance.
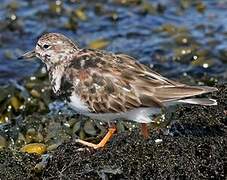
[193,86,218,94]
[162,86,218,106]
[178,98,217,106]
[156,86,218,101]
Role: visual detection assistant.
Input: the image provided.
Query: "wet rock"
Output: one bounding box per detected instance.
[20,143,47,155]
[64,17,78,31]
[0,135,7,149]
[174,34,194,46]
[217,47,227,63]
[72,120,82,134]
[3,50,15,60]
[79,129,86,139]
[158,24,188,35]
[139,1,156,14]
[34,154,50,173]
[113,0,142,6]
[74,8,87,21]
[10,96,21,111]
[15,132,26,147]
[49,0,63,15]
[88,39,110,49]
[84,120,97,136]
[30,89,41,98]
[195,2,206,13]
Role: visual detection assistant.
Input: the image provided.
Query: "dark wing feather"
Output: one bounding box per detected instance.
[65,67,144,113]
[63,49,215,113]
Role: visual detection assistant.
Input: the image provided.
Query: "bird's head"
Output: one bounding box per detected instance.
[19,33,79,68]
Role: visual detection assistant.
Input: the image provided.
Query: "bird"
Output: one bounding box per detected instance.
[19,33,218,149]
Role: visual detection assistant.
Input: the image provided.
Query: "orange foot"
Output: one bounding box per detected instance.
[75,127,116,149]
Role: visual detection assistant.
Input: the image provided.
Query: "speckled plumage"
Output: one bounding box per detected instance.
[20,33,218,123]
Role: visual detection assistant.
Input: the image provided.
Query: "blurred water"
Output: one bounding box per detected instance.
[0,0,227,84]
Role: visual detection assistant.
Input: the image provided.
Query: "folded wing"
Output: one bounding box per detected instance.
[62,49,217,113]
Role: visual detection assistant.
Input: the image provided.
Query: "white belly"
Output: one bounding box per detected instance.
[86,107,160,123]
[68,93,161,123]
[68,93,90,113]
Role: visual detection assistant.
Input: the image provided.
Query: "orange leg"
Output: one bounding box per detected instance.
[75,127,116,149]
[141,123,149,139]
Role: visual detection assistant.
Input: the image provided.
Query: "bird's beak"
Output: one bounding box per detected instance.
[18,49,36,60]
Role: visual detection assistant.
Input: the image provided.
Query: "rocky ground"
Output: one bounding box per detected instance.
[0,85,226,180]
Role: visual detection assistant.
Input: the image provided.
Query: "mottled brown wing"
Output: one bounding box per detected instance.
[63,49,172,113]
[63,49,216,113]
[114,54,214,102]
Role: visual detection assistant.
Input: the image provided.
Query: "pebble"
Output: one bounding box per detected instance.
[155,139,163,144]
[20,143,47,154]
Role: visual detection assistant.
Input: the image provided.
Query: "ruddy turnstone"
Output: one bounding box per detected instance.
[19,33,218,148]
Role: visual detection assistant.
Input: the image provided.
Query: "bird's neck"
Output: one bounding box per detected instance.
[48,64,66,93]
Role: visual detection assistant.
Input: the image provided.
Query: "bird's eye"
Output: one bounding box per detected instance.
[43,44,50,49]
